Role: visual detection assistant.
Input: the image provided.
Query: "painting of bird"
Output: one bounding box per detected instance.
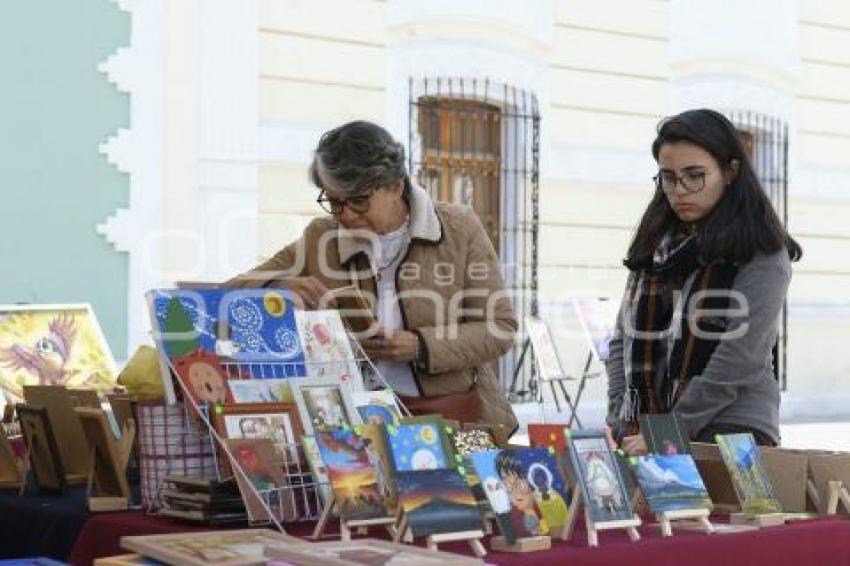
[0,313,78,386]
[0,307,116,402]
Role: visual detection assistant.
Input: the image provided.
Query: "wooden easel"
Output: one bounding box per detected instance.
[563,485,641,547]
[393,508,486,558]
[728,512,785,527]
[86,419,135,512]
[490,535,551,553]
[824,480,850,516]
[311,492,397,541]
[657,508,714,537]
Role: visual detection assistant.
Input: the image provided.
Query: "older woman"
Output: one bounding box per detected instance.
[224,121,518,442]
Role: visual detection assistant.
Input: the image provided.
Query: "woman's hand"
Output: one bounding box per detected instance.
[274,276,336,310]
[621,434,648,456]
[360,328,418,363]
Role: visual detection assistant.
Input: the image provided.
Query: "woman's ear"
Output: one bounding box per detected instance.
[725,159,741,185]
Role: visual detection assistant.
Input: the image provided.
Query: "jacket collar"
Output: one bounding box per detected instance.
[336,184,442,265]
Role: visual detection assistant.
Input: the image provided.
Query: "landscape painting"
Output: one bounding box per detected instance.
[630,454,712,514]
[314,428,388,521]
[395,469,483,538]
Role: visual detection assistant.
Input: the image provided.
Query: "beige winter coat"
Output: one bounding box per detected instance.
[223,186,518,440]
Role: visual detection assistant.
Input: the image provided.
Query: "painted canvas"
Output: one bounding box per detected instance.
[568,429,634,523]
[172,349,233,408]
[483,448,569,539]
[0,304,117,403]
[228,378,292,404]
[295,310,361,386]
[528,424,569,454]
[630,454,712,514]
[385,421,451,473]
[216,403,303,465]
[356,423,397,512]
[301,435,333,508]
[469,450,519,543]
[352,389,402,426]
[149,288,307,371]
[225,438,296,522]
[639,413,691,455]
[527,423,575,488]
[716,433,782,515]
[314,428,388,521]
[291,377,360,435]
[395,469,483,538]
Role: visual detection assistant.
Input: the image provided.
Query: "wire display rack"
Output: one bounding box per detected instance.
[158,326,410,534]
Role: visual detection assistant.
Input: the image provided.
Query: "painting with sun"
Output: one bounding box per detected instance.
[314,427,388,521]
[395,468,483,538]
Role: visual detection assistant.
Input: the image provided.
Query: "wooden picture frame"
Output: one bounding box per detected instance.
[212,402,304,470]
[120,529,298,566]
[75,407,131,501]
[17,404,66,493]
[290,376,361,436]
[265,537,484,566]
[23,385,90,484]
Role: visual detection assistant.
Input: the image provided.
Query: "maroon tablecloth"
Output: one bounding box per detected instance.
[68,512,850,566]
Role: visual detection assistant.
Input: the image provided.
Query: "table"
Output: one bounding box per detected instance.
[0,486,90,561]
[67,512,850,566]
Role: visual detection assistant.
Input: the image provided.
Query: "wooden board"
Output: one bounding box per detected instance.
[23,385,90,484]
[761,447,809,513]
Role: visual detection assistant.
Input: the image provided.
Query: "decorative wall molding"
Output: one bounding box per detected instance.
[96,0,165,359]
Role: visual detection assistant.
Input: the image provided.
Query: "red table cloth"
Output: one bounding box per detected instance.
[68,512,850,566]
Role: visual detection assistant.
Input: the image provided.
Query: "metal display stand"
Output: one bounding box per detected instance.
[160,325,411,535]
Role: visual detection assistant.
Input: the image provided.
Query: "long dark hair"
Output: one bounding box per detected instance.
[624,109,802,271]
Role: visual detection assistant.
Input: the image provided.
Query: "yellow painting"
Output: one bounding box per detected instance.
[0,304,117,401]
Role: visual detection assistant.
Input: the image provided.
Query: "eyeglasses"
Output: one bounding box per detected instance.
[653,169,708,195]
[316,188,377,215]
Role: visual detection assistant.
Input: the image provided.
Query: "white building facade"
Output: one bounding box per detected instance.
[105,0,850,424]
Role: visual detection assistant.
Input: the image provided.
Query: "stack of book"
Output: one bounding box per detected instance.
[158,475,248,525]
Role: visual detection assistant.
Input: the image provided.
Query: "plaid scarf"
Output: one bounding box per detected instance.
[620,230,738,436]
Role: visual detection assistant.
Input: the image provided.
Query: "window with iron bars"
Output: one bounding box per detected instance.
[408,77,541,399]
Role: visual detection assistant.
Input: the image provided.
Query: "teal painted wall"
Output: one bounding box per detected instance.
[0,1,130,359]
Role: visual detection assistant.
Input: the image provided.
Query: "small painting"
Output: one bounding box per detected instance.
[386,422,450,473]
[569,429,634,523]
[716,433,782,515]
[630,454,712,514]
[395,468,483,538]
[352,389,402,426]
[314,428,388,521]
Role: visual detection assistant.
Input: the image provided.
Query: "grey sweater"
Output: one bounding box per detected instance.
[606,250,792,445]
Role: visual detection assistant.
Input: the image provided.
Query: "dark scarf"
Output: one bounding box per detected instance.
[621,230,738,436]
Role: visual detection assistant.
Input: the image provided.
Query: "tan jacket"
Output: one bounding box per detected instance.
[224,186,518,439]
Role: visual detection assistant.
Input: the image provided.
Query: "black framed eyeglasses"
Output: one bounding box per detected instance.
[653,169,708,195]
[316,188,377,215]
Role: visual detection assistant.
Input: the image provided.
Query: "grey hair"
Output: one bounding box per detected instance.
[308,121,411,199]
